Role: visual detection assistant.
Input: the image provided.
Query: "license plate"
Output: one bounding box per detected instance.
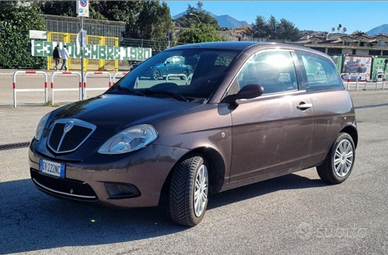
[39,159,65,178]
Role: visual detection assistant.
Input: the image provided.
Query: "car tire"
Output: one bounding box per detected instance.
[180,70,189,80]
[152,69,161,80]
[317,133,355,184]
[169,155,209,227]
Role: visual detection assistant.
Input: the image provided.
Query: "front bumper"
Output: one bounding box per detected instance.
[29,140,189,208]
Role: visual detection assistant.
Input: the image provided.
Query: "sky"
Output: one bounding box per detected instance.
[165,1,388,34]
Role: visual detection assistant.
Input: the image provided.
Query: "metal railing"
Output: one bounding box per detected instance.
[45,14,125,38]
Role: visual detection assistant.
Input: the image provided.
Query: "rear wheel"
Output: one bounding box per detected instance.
[152,69,161,80]
[317,133,355,184]
[169,155,209,227]
[180,70,189,80]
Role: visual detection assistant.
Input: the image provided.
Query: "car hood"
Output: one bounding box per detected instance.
[50,94,202,139]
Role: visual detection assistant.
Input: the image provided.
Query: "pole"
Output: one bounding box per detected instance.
[81,16,85,100]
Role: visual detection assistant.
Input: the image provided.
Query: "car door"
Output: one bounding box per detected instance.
[162,57,174,76]
[171,56,184,75]
[229,49,316,182]
[294,50,356,164]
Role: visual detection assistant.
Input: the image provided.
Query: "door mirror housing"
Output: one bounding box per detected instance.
[223,84,264,105]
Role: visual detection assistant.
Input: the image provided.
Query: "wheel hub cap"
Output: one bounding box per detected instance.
[194,164,208,217]
[334,139,354,177]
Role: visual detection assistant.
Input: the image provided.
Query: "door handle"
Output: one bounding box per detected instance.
[297,103,312,110]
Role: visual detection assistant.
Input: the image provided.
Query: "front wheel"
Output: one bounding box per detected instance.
[317,133,355,184]
[169,155,209,227]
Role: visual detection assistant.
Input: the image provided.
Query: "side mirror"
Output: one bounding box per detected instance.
[222,84,264,105]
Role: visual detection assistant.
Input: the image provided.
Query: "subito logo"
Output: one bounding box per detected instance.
[296,222,313,241]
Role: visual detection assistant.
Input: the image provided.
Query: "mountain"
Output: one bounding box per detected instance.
[366,24,388,35]
[173,11,249,29]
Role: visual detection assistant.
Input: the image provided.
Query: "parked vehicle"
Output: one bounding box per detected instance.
[143,56,193,80]
[29,42,358,227]
[129,61,142,72]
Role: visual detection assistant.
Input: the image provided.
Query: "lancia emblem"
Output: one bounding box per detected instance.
[64,121,74,133]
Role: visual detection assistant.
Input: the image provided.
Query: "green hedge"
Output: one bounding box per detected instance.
[0,2,46,69]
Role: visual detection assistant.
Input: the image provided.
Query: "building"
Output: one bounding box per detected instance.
[298,33,388,57]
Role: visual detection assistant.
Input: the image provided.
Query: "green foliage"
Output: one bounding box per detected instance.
[178,23,225,44]
[89,1,141,21]
[0,2,46,68]
[277,18,303,41]
[251,16,269,38]
[249,15,302,42]
[175,2,219,29]
[40,1,75,16]
[124,1,173,41]
[40,1,141,21]
[352,30,365,36]
[40,1,172,41]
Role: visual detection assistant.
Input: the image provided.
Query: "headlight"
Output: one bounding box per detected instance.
[35,113,50,141]
[98,124,158,155]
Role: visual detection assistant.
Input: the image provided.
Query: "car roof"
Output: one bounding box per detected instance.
[166,41,331,60]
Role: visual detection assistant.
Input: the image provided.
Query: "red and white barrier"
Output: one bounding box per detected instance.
[341,73,365,90]
[166,74,189,85]
[12,70,48,108]
[51,71,82,105]
[113,72,128,84]
[377,78,386,90]
[83,71,112,99]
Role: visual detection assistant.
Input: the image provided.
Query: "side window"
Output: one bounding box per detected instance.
[165,57,174,65]
[296,51,343,90]
[235,50,297,94]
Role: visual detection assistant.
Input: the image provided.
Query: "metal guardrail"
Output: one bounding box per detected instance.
[83,71,112,98]
[12,71,48,108]
[113,72,128,84]
[51,71,82,105]
[11,70,388,107]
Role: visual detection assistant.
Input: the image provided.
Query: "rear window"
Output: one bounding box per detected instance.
[296,51,343,90]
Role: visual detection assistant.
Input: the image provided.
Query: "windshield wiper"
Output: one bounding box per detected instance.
[143,89,189,102]
[115,85,145,96]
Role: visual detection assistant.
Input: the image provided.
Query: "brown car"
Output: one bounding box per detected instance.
[29,42,357,227]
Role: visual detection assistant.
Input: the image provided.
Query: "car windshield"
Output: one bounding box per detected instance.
[109,48,240,102]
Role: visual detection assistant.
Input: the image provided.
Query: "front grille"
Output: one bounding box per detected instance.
[48,118,96,154]
[31,169,98,201]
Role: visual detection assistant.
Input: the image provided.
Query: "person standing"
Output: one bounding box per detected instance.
[59,45,70,71]
[52,45,60,70]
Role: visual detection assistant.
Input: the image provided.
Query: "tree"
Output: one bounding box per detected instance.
[352,30,365,36]
[337,24,342,33]
[175,2,219,29]
[40,1,75,16]
[250,16,269,38]
[88,1,141,21]
[249,15,301,41]
[124,1,173,40]
[178,23,225,43]
[40,1,141,21]
[40,1,175,41]
[267,15,278,39]
[277,18,303,41]
[0,2,46,68]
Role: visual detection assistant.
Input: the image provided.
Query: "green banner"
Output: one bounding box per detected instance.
[31,40,152,61]
[371,57,388,81]
[330,55,343,73]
